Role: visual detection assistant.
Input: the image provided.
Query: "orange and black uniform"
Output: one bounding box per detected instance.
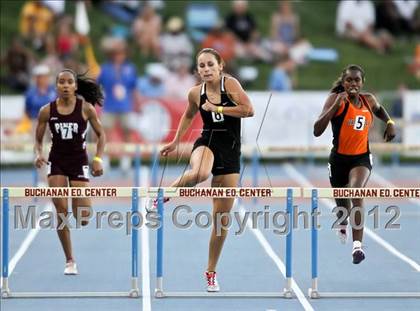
[47,98,90,181]
[192,76,241,176]
[328,94,373,187]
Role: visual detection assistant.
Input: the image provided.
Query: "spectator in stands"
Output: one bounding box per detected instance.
[408,44,420,79]
[389,83,407,142]
[268,56,295,91]
[270,0,300,56]
[24,64,57,123]
[225,0,271,62]
[19,1,54,50]
[56,15,79,61]
[336,0,393,54]
[42,0,65,17]
[98,0,140,24]
[375,1,403,36]
[137,63,167,98]
[97,37,138,171]
[164,62,197,100]
[15,64,56,136]
[132,2,161,58]
[201,20,238,74]
[375,0,419,36]
[393,0,420,35]
[41,35,64,78]
[159,16,194,71]
[391,83,405,119]
[1,38,34,92]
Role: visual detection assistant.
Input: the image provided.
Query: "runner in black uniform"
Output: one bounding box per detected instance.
[34,69,105,275]
[150,48,254,292]
[48,98,90,181]
[192,72,241,176]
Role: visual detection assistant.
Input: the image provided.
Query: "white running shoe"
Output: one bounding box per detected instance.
[64,261,78,275]
[145,197,169,213]
[205,271,220,292]
[335,224,348,244]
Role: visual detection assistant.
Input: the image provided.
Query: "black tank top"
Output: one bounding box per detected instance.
[198,76,241,149]
[48,98,88,157]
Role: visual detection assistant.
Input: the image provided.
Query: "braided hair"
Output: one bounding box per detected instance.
[330,64,365,94]
[57,69,104,106]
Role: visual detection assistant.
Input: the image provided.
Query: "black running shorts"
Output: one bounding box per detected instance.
[192,136,240,176]
[328,152,372,187]
[47,153,90,182]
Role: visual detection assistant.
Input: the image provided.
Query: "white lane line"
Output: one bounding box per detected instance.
[9,202,54,275]
[283,163,420,272]
[370,172,420,207]
[140,167,151,311]
[237,204,314,311]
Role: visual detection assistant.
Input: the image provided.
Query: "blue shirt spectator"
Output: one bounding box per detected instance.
[25,84,56,118]
[137,63,167,98]
[25,64,56,119]
[98,61,137,113]
[268,67,291,91]
[137,76,165,98]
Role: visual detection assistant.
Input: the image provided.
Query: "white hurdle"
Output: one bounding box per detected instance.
[2,186,419,299]
[151,187,301,298]
[1,187,139,299]
[304,187,420,299]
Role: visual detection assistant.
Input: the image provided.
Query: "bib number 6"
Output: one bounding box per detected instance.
[212,111,224,123]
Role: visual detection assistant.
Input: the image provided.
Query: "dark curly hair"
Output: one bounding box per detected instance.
[330,64,365,94]
[57,69,104,106]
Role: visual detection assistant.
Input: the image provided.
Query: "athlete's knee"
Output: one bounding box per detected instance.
[56,213,70,231]
[74,206,92,226]
[191,171,211,184]
[214,211,232,236]
[351,197,364,207]
[349,179,365,188]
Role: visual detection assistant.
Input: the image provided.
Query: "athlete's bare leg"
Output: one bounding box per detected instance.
[348,166,371,242]
[207,173,240,272]
[48,175,73,262]
[170,146,214,187]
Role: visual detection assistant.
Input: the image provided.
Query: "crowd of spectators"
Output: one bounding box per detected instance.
[1,0,418,143]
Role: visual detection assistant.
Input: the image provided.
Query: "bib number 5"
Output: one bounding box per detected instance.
[354,115,366,131]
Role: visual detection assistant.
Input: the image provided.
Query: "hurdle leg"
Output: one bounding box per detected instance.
[130,188,140,298]
[283,188,293,298]
[134,145,141,187]
[155,188,164,298]
[252,148,259,205]
[1,189,11,298]
[308,189,320,299]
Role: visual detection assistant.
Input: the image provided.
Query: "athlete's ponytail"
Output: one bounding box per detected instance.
[58,69,104,106]
[330,64,365,94]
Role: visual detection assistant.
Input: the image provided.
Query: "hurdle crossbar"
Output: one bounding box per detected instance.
[306,187,420,299]
[154,187,301,298]
[155,291,291,298]
[2,291,138,298]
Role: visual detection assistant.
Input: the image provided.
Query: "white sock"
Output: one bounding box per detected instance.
[353,240,362,249]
